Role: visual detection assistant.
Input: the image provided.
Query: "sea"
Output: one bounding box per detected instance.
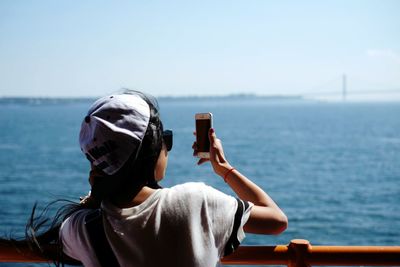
[0,97,399,266]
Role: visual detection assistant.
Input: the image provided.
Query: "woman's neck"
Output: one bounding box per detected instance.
[112,186,157,209]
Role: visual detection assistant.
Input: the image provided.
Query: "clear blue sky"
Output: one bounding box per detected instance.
[0,0,399,98]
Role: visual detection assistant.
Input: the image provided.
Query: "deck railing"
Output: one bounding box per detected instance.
[222,239,400,266]
[1,239,399,266]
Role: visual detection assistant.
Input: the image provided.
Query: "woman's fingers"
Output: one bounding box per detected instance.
[208,128,216,142]
[192,141,198,157]
[197,158,209,165]
[209,128,221,158]
[193,128,222,167]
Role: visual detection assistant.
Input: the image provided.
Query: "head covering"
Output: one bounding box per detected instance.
[79,93,151,175]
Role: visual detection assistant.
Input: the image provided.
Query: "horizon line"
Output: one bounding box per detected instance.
[0,93,303,99]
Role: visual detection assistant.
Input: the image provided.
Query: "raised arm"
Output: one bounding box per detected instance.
[196,128,288,235]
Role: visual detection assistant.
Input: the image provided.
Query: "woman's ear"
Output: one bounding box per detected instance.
[154,143,168,181]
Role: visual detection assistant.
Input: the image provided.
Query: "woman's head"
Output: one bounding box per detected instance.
[79,90,170,202]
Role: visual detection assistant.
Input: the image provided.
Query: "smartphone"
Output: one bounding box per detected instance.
[195,113,213,158]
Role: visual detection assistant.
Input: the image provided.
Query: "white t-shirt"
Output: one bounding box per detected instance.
[60,182,253,267]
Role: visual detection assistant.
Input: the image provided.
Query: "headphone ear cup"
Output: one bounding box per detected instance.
[147,122,162,152]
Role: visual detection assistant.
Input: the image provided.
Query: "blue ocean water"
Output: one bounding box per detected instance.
[0,98,399,266]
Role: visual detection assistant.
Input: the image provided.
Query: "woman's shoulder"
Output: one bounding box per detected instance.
[60,208,93,233]
[167,182,220,196]
[163,182,233,203]
[169,181,207,191]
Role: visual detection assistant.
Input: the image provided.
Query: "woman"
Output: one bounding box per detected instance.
[3,90,287,267]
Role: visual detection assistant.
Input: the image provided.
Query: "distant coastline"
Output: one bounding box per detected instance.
[0,94,304,104]
[158,93,304,102]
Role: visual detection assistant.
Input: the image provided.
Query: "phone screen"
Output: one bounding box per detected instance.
[196,119,211,152]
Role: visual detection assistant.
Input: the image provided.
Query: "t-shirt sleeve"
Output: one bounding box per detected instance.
[201,184,253,257]
[59,209,99,266]
[59,211,85,260]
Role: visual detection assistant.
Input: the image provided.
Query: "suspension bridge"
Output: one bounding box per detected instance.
[300,74,400,101]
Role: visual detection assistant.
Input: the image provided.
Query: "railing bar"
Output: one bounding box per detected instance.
[305,241,400,266]
[1,240,400,265]
[221,246,289,265]
[309,247,400,266]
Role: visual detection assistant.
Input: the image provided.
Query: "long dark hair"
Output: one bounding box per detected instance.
[0,90,164,266]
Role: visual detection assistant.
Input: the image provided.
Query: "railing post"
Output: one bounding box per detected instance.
[289,239,311,267]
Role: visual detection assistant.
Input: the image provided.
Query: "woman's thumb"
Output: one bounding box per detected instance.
[208,128,216,144]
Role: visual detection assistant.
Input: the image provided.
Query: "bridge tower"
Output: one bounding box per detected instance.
[342,74,347,101]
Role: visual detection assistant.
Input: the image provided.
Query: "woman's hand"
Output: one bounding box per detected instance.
[193,128,232,177]
[207,131,288,234]
[193,128,288,234]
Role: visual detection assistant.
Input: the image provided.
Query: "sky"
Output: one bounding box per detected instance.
[0,0,399,98]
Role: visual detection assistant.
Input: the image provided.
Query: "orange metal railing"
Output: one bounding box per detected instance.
[1,239,399,266]
[222,239,400,266]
